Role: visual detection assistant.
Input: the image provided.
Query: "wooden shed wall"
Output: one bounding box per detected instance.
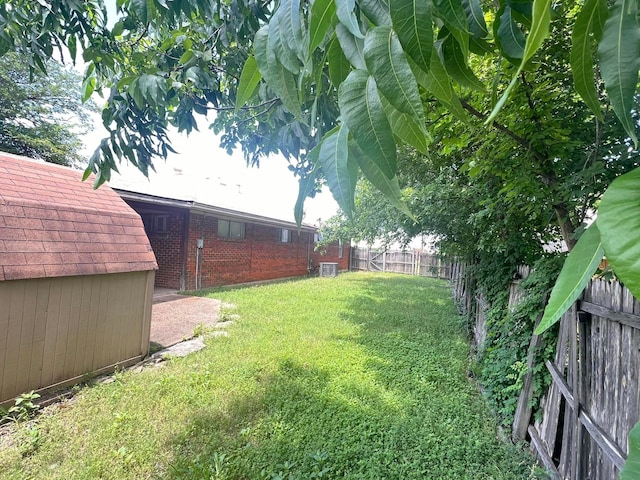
[0,270,154,405]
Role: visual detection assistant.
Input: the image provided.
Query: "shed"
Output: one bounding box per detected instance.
[0,152,157,406]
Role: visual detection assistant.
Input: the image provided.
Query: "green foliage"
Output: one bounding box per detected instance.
[479,256,564,426]
[536,224,603,334]
[2,391,41,423]
[0,53,94,166]
[621,422,640,480]
[0,274,543,479]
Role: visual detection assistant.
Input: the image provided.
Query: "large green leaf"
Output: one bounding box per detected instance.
[570,0,607,121]
[335,23,366,69]
[336,0,363,39]
[495,6,525,60]
[130,73,167,108]
[360,0,391,25]
[598,0,640,147]
[620,421,640,480]
[255,25,303,119]
[349,140,412,217]
[390,0,433,74]
[535,223,603,334]
[328,37,352,86]
[254,25,271,77]
[517,0,551,70]
[381,96,430,154]
[318,125,359,214]
[279,0,307,64]
[487,0,551,122]
[236,55,262,110]
[129,0,149,23]
[433,0,468,34]
[363,26,425,125]
[268,8,302,74]
[309,0,337,54]
[598,167,640,300]
[294,152,320,227]
[440,33,486,91]
[338,69,397,179]
[462,0,488,39]
[415,52,466,121]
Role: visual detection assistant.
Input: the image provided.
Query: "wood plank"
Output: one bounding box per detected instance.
[569,303,579,480]
[16,279,38,395]
[83,276,101,372]
[27,279,51,391]
[579,409,626,470]
[0,284,13,401]
[545,361,575,410]
[512,312,545,442]
[92,275,110,370]
[40,279,62,387]
[53,280,73,383]
[73,277,93,375]
[3,282,26,400]
[579,300,640,329]
[577,311,590,478]
[62,277,83,379]
[528,425,561,480]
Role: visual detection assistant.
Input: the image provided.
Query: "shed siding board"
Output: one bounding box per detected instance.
[94,276,110,371]
[40,279,60,387]
[0,272,154,405]
[4,282,25,399]
[0,285,10,394]
[28,280,49,390]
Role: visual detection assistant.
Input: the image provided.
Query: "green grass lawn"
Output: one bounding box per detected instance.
[0,273,546,479]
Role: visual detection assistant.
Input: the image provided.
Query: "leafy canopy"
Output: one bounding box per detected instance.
[0,52,95,166]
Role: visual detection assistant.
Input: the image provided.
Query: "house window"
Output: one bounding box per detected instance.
[141,213,169,234]
[218,219,245,239]
[338,239,344,259]
[314,233,322,243]
[154,215,168,234]
[278,228,292,243]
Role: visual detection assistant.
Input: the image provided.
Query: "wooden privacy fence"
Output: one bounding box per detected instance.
[351,247,452,279]
[451,264,640,480]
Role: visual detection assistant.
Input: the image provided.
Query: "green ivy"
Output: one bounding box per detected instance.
[477,255,564,426]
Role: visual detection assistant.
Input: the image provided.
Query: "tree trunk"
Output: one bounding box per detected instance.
[554,204,577,251]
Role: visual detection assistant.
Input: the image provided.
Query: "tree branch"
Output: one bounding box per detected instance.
[459,99,537,155]
[206,98,279,112]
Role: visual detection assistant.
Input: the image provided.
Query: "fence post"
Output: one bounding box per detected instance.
[512,311,545,442]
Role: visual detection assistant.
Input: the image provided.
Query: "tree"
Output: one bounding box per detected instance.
[0,52,94,166]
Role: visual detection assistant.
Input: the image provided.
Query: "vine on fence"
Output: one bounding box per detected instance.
[475,255,564,426]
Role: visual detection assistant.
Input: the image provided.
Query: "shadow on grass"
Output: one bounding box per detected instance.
[165,274,541,480]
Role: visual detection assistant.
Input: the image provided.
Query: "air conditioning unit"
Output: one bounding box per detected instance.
[319,262,339,277]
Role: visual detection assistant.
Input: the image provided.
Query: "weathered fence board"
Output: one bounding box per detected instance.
[449,263,640,480]
[351,248,453,279]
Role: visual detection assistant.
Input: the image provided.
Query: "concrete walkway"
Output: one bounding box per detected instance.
[150,289,222,348]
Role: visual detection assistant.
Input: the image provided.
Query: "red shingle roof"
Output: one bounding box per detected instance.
[0,152,157,281]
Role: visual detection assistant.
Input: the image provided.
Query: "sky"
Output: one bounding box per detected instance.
[89,121,338,226]
[79,0,339,227]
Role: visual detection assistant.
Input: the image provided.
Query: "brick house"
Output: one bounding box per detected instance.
[0,152,157,405]
[115,189,349,290]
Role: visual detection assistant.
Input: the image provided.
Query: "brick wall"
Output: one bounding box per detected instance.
[183,213,349,290]
[312,241,350,271]
[126,202,185,289]
[123,200,350,290]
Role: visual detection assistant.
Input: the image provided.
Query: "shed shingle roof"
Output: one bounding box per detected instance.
[0,152,157,281]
